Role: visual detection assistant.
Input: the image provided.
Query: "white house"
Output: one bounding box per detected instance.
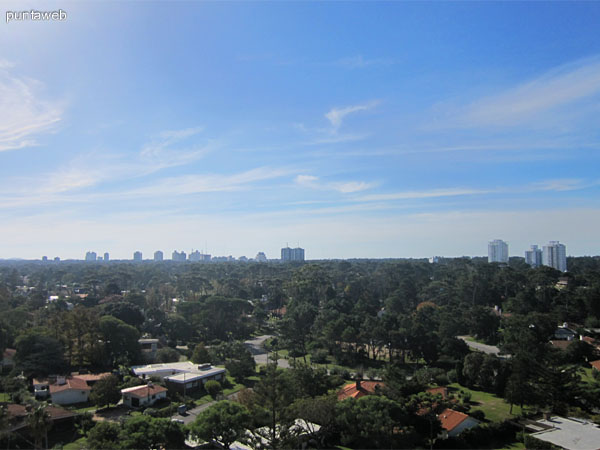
[121,383,168,408]
[49,376,91,405]
[132,361,226,393]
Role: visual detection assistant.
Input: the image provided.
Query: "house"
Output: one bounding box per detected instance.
[337,380,384,401]
[553,325,578,341]
[2,403,78,433]
[49,376,91,405]
[438,408,479,438]
[589,360,600,371]
[131,361,226,394]
[1,348,16,373]
[71,372,111,386]
[121,383,168,408]
[139,338,159,362]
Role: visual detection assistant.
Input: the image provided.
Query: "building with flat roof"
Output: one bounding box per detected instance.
[133,251,143,262]
[85,251,97,262]
[525,245,542,268]
[154,250,163,262]
[543,241,567,272]
[488,240,509,263]
[131,361,226,393]
[529,416,600,450]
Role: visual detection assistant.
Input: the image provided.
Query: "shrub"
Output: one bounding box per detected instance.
[311,349,329,364]
[205,380,222,399]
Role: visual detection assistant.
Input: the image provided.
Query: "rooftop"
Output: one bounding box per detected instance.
[531,416,600,450]
[49,377,91,394]
[439,408,470,432]
[121,384,168,398]
[337,381,383,401]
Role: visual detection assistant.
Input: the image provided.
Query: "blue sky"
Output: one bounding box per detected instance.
[1,1,600,260]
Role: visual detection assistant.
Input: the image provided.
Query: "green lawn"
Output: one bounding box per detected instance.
[63,437,88,450]
[448,383,527,422]
[498,441,526,450]
[580,367,596,384]
[0,392,9,401]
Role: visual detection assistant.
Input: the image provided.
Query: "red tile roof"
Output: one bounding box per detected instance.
[49,377,91,394]
[337,381,383,401]
[590,360,600,371]
[73,373,111,383]
[439,408,469,432]
[426,387,448,399]
[121,384,167,399]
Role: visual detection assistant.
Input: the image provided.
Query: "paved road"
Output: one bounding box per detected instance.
[244,335,290,368]
[171,391,241,425]
[457,335,503,355]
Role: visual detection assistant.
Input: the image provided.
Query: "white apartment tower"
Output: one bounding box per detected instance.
[525,245,543,268]
[488,239,509,263]
[542,241,567,272]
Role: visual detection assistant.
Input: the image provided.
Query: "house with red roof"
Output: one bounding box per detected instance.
[589,360,600,371]
[337,380,384,401]
[438,408,480,438]
[121,383,168,408]
[49,376,91,405]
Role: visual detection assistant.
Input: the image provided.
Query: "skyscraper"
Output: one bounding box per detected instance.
[525,245,542,268]
[154,250,163,261]
[281,246,305,261]
[133,251,143,262]
[85,251,97,261]
[543,241,567,272]
[104,252,110,262]
[488,240,509,263]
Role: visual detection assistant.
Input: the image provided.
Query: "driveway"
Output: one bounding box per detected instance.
[457,335,503,356]
[244,335,290,369]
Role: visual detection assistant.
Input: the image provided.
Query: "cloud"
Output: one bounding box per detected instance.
[325,101,379,129]
[0,63,63,152]
[295,174,374,194]
[355,187,493,202]
[451,57,600,127]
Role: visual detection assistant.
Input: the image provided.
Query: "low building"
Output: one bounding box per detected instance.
[139,338,159,362]
[49,376,91,405]
[121,383,168,408]
[529,416,600,450]
[132,361,226,394]
[438,408,479,438]
[3,403,78,434]
[337,380,384,401]
[1,348,16,373]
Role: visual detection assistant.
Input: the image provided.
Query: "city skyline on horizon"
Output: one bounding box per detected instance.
[2,2,600,259]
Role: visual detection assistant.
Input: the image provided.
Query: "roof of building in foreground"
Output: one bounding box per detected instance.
[438,408,470,432]
[337,381,383,401]
[530,416,600,450]
[121,384,168,398]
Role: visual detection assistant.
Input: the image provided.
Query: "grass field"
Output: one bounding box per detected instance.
[448,383,527,422]
[0,392,9,401]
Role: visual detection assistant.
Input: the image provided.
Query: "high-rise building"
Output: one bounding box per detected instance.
[172,250,187,261]
[133,251,143,262]
[188,250,210,262]
[488,240,509,263]
[104,252,110,262]
[525,245,543,268]
[42,256,48,262]
[543,241,567,272]
[85,251,97,262]
[154,250,163,261]
[255,252,268,262]
[281,246,305,262]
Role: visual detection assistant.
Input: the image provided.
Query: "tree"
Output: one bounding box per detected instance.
[205,380,222,399]
[120,415,185,449]
[90,374,121,409]
[15,332,66,377]
[156,347,180,363]
[189,401,251,450]
[87,421,122,450]
[99,316,141,366]
[27,403,52,449]
[191,343,210,364]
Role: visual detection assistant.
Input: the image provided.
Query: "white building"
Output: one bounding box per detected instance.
[131,361,226,394]
[154,250,163,261]
[85,251,97,262]
[542,241,567,272]
[133,251,143,262]
[488,239,509,263]
[48,376,91,405]
[525,245,543,268]
[121,383,168,408]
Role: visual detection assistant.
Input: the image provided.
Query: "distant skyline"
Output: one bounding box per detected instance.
[2,2,600,259]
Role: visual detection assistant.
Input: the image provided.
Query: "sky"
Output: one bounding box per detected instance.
[1,1,600,260]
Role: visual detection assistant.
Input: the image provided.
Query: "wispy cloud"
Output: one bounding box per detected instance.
[295,174,374,194]
[450,57,600,127]
[0,63,64,152]
[355,187,493,202]
[325,100,379,130]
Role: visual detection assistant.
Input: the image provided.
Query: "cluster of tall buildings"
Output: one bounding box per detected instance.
[82,246,305,262]
[488,239,567,272]
[281,246,305,262]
